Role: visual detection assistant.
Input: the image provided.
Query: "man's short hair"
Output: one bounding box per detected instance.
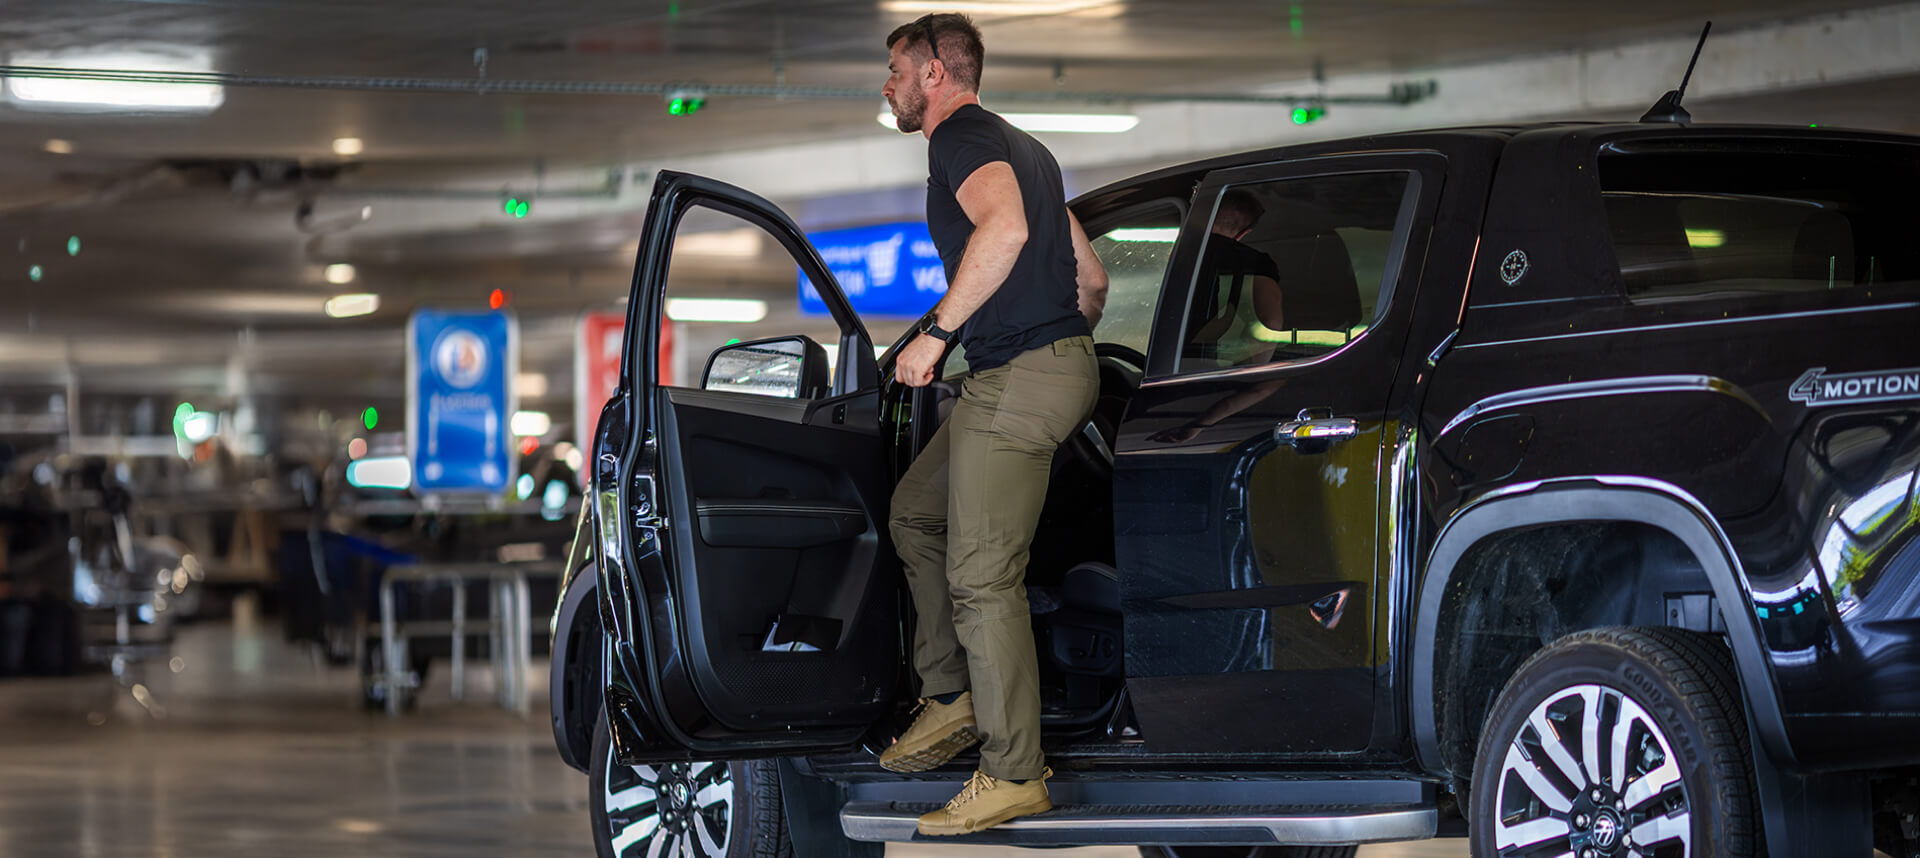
[1217,189,1267,232]
[886,13,985,91]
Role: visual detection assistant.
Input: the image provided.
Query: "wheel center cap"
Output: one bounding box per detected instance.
[1591,810,1621,849]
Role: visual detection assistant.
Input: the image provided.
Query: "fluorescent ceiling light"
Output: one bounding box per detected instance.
[324,293,379,318]
[346,456,412,490]
[1106,227,1179,242]
[666,298,768,323]
[878,111,1137,134]
[43,138,73,154]
[511,410,552,437]
[5,48,224,112]
[332,137,364,156]
[516,372,549,398]
[325,263,356,284]
[675,228,764,258]
[880,0,1121,17]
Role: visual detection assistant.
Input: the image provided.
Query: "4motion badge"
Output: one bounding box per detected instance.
[1499,249,1529,285]
[1790,366,1920,406]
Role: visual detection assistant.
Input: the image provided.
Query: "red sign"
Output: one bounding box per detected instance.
[575,311,671,482]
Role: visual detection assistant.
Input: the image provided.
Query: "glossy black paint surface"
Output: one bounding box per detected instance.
[1420,127,1920,770]
[583,126,1920,781]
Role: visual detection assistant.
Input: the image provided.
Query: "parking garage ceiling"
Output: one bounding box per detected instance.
[1,0,1915,401]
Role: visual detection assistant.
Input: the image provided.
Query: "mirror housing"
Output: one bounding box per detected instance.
[701,335,831,399]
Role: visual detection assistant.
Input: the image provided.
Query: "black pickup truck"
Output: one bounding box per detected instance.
[547,121,1920,858]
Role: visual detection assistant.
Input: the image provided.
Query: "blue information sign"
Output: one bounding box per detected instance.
[407,309,518,494]
[800,221,948,317]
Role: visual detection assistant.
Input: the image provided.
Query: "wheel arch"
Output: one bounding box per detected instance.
[1409,477,1795,783]
[551,559,604,774]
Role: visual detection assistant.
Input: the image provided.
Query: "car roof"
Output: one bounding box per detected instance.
[1074,121,1920,207]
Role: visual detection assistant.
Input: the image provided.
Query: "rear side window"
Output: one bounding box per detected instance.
[1599,141,1920,304]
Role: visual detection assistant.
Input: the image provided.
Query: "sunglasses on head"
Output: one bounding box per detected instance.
[920,18,941,65]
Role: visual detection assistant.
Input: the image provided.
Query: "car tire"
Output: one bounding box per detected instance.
[589,708,791,858]
[1139,846,1356,858]
[1468,626,1756,858]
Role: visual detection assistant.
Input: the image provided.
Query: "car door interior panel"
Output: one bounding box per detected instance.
[651,386,900,734]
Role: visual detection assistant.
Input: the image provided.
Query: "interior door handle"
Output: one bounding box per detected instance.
[1275,408,1358,446]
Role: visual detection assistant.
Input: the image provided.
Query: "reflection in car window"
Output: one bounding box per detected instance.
[1599,144,1920,304]
[1176,171,1414,375]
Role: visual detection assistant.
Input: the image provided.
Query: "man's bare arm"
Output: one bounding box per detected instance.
[1250,276,1284,330]
[928,161,1027,331]
[1067,210,1109,329]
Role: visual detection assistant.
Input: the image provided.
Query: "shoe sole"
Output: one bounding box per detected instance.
[917,796,1055,836]
[878,725,981,773]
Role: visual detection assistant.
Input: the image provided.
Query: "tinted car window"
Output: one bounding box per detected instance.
[1599,141,1920,304]
[1176,171,1413,375]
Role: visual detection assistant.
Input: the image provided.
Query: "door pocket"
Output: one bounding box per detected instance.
[695,498,868,548]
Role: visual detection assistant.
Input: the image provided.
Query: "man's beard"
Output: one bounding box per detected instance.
[891,85,927,133]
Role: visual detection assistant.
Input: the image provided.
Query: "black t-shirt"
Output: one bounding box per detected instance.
[926,104,1089,372]
[1188,234,1282,334]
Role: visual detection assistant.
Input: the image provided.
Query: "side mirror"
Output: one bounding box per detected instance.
[701,335,831,399]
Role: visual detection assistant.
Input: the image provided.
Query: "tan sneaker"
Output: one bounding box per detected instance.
[878,693,981,773]
[916,768,1053,835]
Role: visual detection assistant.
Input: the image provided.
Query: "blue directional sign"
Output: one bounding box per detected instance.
[800,221,948,317]
[407,309,518,494]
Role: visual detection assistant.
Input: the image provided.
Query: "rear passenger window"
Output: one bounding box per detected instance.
[1599,142,1920,303]
[1175,171,1416,374]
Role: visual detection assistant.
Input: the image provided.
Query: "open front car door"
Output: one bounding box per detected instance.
[593,171,901,762]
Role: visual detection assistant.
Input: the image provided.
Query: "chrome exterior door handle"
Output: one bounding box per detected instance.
[1275,408,1359,446]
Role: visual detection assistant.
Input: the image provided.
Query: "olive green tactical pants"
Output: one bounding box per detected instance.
[888,335,1099,782]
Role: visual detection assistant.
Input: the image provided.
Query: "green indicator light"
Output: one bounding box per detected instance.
[66,236,80,256]
[1289,4,1303,37]
[1290,106,1323,125]
[362,407,379,430]
[28,264,42,282]
[1808,123,1821,129]
[514,201,529,218]
[670,99,685,115]
[724,337,742,345]
[503,196,519,214]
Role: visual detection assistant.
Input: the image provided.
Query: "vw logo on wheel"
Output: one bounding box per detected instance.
[1591,811,1619,849]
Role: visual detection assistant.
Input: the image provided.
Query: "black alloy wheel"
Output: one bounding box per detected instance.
[1469,627,1757,858]
[589,709,790,858]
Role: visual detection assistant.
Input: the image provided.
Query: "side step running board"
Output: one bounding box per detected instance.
[839,801,1437,846]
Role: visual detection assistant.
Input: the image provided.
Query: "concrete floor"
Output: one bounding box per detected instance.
[0,599,1465,857]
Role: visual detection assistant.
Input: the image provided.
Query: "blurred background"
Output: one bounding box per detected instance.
[0,1,1916,856]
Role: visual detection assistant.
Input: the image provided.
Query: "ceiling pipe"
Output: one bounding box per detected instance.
[0,65,1437,107]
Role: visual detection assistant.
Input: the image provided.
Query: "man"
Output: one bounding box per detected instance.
[878,12,1110,837]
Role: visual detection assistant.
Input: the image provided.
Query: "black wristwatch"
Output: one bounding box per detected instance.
[918,315,957,344]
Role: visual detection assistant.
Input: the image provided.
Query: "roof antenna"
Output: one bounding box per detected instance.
[1640,21,1711,124]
